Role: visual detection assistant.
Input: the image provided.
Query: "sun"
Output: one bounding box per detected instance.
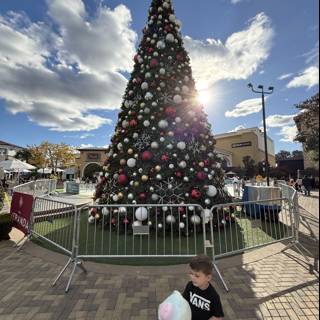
[197,90,211,105]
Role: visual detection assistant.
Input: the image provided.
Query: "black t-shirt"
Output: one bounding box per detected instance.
[183,281,224,319]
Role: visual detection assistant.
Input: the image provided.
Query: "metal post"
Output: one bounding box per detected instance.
[261,91,270,186]
[247,83,274,186]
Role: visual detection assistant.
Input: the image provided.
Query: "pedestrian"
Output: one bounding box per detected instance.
[302,175,311,196]
[183,255,224,319]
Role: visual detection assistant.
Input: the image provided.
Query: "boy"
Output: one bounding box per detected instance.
[183,255,224,320]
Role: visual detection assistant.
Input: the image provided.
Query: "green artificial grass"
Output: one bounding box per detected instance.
[32,209,290,266]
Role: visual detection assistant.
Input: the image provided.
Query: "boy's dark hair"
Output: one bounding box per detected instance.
[189,255,213,275]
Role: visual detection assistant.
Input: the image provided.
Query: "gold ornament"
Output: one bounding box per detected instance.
[155,165,162,172]
[117,192,124,200]
[120,159,126,166]
[141,175,149,182]
[134,181,140,187]
[199,162,205,168]
[128,149,134,155]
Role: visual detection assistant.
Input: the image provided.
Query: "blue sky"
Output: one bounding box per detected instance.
[0,0,318,153]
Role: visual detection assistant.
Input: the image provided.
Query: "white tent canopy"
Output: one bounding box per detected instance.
[37,168,65,174]
[0,159,36,171]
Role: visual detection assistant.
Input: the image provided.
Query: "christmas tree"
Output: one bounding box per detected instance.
[94,0,231,231]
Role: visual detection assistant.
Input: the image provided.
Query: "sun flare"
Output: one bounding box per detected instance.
[197,90,211,105]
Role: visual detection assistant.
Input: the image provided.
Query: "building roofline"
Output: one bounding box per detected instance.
[0,140,23,149]
[77,148,109,152]
[214,127,274,142]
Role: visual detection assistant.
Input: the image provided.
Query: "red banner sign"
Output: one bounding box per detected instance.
[10,192,34,235]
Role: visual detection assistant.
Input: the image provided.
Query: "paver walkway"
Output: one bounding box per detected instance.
[0,192,318,319]
[0,240,318,320]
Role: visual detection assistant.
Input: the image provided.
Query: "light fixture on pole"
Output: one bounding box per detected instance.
[247,83,274,186]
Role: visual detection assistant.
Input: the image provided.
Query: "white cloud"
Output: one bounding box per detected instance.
[278,73,293,80]
[231,0,243,4]
[278,126,298,143]
[265,114,296,128]
[229,124,247,132]
[286,66,319,89]
[184,13,274,90]
[225,98,262,117]
[0,1,137,132]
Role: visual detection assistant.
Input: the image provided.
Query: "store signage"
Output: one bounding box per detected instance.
[87,153,101,161]
[232,141,252,148]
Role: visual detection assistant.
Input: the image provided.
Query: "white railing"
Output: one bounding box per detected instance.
[13,179,57,197]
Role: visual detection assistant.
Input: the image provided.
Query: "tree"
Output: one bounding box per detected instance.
[294,93,319,162]
[94,0,231,232]
[28,142,76,173]
[242,156,256,178]
[276,150,291,162]
[291,150,303,160]
[15,149,32,163]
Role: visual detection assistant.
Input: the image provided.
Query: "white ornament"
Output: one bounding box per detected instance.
[122,120,129,128]
[169,14,176,22]
[151,141,159,149]
[127,158,137,168]
[175,117,182,123]
[157,40,166,49]
[179,161,187,169]
[206,185,218,197]
[143,120,150,127]
[119,207,127,214]
[182,85,189,93]
[160,68,166,75]
[190,215,201,225]
[152,194,160,201]
[179,222,185,229]
[158,120,169,128]
[141,82,149,90]
[166,33,175,42]
[135,207,148,221]
[88,216,95,224]
[202,209,213,224]
[166,215,176,224]
[102,207,109,216]
[174,95,182,104]
[112,195,119,202]
[145,92,153,100]
[177,142,186,150]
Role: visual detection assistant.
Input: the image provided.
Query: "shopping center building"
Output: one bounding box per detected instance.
[214,127,276,168]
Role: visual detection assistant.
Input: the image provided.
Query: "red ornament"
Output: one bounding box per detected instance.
[176,53,184,61]
[191,189,202,199]
[196,172,207,181]
[161,154,169,162]
[118,174,128,185]
[123,218,130,224]
[139,193,147,201]
[129,119,137,127]
[150,58,159,68]
[204,160,209,167]
[136,77,142,84]
[111,218,116,225]
[175,171,182,178]
[178,207,185,214]
[134,54,139,63]
[165,106,177,118]
[165,25,172,32]
[90,208,97,216]
[147,47,154,53]
[142,151,153,161]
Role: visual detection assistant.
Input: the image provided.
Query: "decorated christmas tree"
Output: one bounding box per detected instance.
[93,0,231,231]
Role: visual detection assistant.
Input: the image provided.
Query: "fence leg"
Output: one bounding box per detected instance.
[52,257,87,293]
[14,233,32,251]
[213,263,229,292]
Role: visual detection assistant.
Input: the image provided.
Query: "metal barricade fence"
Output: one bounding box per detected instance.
[13,179,57,197]
[27,196,298,292]
[32,197,77,256]
[206,197,294,260]
[77,204,205,259]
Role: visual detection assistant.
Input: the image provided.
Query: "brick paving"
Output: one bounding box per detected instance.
[0,241,318,320]
[0,192,318,319]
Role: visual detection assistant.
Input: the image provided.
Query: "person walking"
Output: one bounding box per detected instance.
[302,175,312,196]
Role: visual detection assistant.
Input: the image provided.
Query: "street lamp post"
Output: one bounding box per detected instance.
[248,83,274,186]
